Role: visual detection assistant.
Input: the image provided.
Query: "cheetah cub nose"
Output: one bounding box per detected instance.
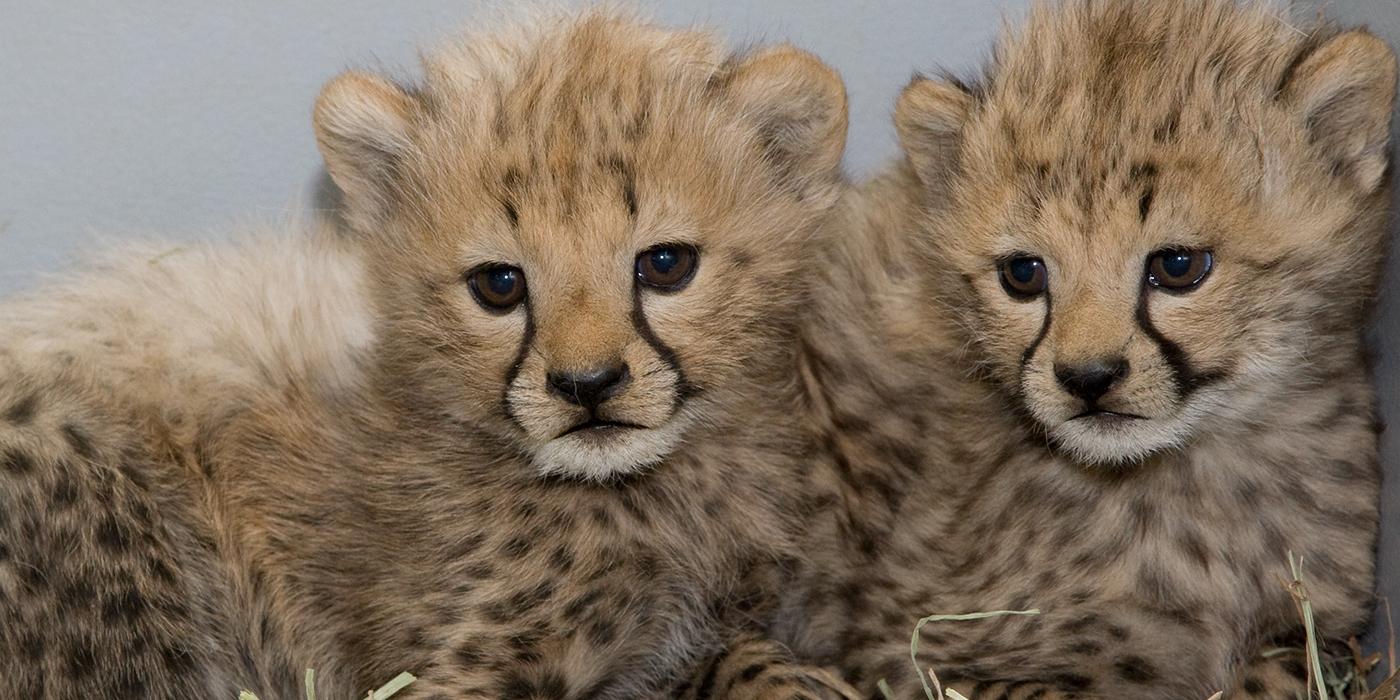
[1054,358,1129,403]
[547,364,631,410]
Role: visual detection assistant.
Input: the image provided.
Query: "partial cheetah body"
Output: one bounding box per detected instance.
[711,2,1397,699]
[0,9,850,699]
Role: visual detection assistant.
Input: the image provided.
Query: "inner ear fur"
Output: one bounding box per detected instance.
[312,71,418,231]
[1281,30,1399,193]
[720,45,849,189]
[895,75,977,195]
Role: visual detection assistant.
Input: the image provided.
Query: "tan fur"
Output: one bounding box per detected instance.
[0,9,849,698]
[760,1,1395,698]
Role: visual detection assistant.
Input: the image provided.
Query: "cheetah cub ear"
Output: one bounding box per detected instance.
[1281,30,1398,194]
[719,45,848,193]
[312,72,417,231]
[893,75,976,199]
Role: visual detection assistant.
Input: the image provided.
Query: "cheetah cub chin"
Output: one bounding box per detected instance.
[0,9,848,699]
[776,1,1396,699]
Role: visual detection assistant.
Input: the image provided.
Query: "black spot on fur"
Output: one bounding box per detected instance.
[1129,162,1158,184]
[585,618,617,646]
[194,434,217,478]
[451,533,487,563]
[536,671,568,698]
[1114,655,1158,683]
[548,545,574,573]
[20,632,44,660]
[608,156,639,219]
[59,580,95,610]
[589,505,614,529]
[692,649,726,700]
[562,589,602,622]
[501,198,520,227]
[66,638,98,677]
[1138,184,1155,222]
[1281,656,1308,680]
[61,423,95,459]
[149,558,178,586]
[501,536,532,560]
[50,473,79,508]
[2,448,34,475]
[95,517,132,552]
[3,394,38,424]
[739,663,768,682]
[455,643,485,668]
[102,588,147,622]
[162,645,198,674]
[1177,528,1213,571]
[1052,672,1094,691]
[508,581,557,612]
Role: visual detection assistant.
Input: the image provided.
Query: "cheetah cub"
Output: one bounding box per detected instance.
[0,10,849,698]
[786,1,1397,698]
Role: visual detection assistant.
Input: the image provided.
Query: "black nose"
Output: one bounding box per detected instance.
[1054,358,1129,403]
[547,364,630,409]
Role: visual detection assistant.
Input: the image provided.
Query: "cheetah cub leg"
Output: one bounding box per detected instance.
[1223,650,1310,700]
[679,636,861,700]
[936,650,1310,700]
[940,680,1081,700]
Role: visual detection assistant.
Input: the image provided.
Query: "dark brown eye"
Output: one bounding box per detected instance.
[1147,249,1213,291]
[636,244,698,291]
[466,264,527,312]
[998,256,1048,298]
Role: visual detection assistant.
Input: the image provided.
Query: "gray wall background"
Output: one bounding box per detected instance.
[3,0,1400,648]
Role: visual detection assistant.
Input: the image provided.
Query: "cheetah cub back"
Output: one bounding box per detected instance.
[788,1,1397,698]
[0,9,848,699]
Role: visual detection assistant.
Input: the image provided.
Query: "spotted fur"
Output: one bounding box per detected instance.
[772,2,1396,698]
[0,9,849,698]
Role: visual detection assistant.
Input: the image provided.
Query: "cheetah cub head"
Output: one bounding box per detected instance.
[312,11,846,480]
[895,1,1396,466]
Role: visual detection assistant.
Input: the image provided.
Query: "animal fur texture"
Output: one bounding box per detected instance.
[758,1,1397,698]
[0,8,851,698]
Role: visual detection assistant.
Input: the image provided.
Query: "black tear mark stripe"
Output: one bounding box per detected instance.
[501,305,536,430]
[1020,290,1054,368]
[631,290,697,412]
[1134,288,1228,399]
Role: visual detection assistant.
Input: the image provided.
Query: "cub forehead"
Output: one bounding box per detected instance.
[961,1,1336,173]
[988,1,1305,111]
[398,11,775,236]
[416,11,732,157]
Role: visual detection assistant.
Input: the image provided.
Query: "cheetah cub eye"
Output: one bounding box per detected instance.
[466,264,528,313]
[1145,249,1212,292]
[998,255,1048,299]
[636,244,699,291]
